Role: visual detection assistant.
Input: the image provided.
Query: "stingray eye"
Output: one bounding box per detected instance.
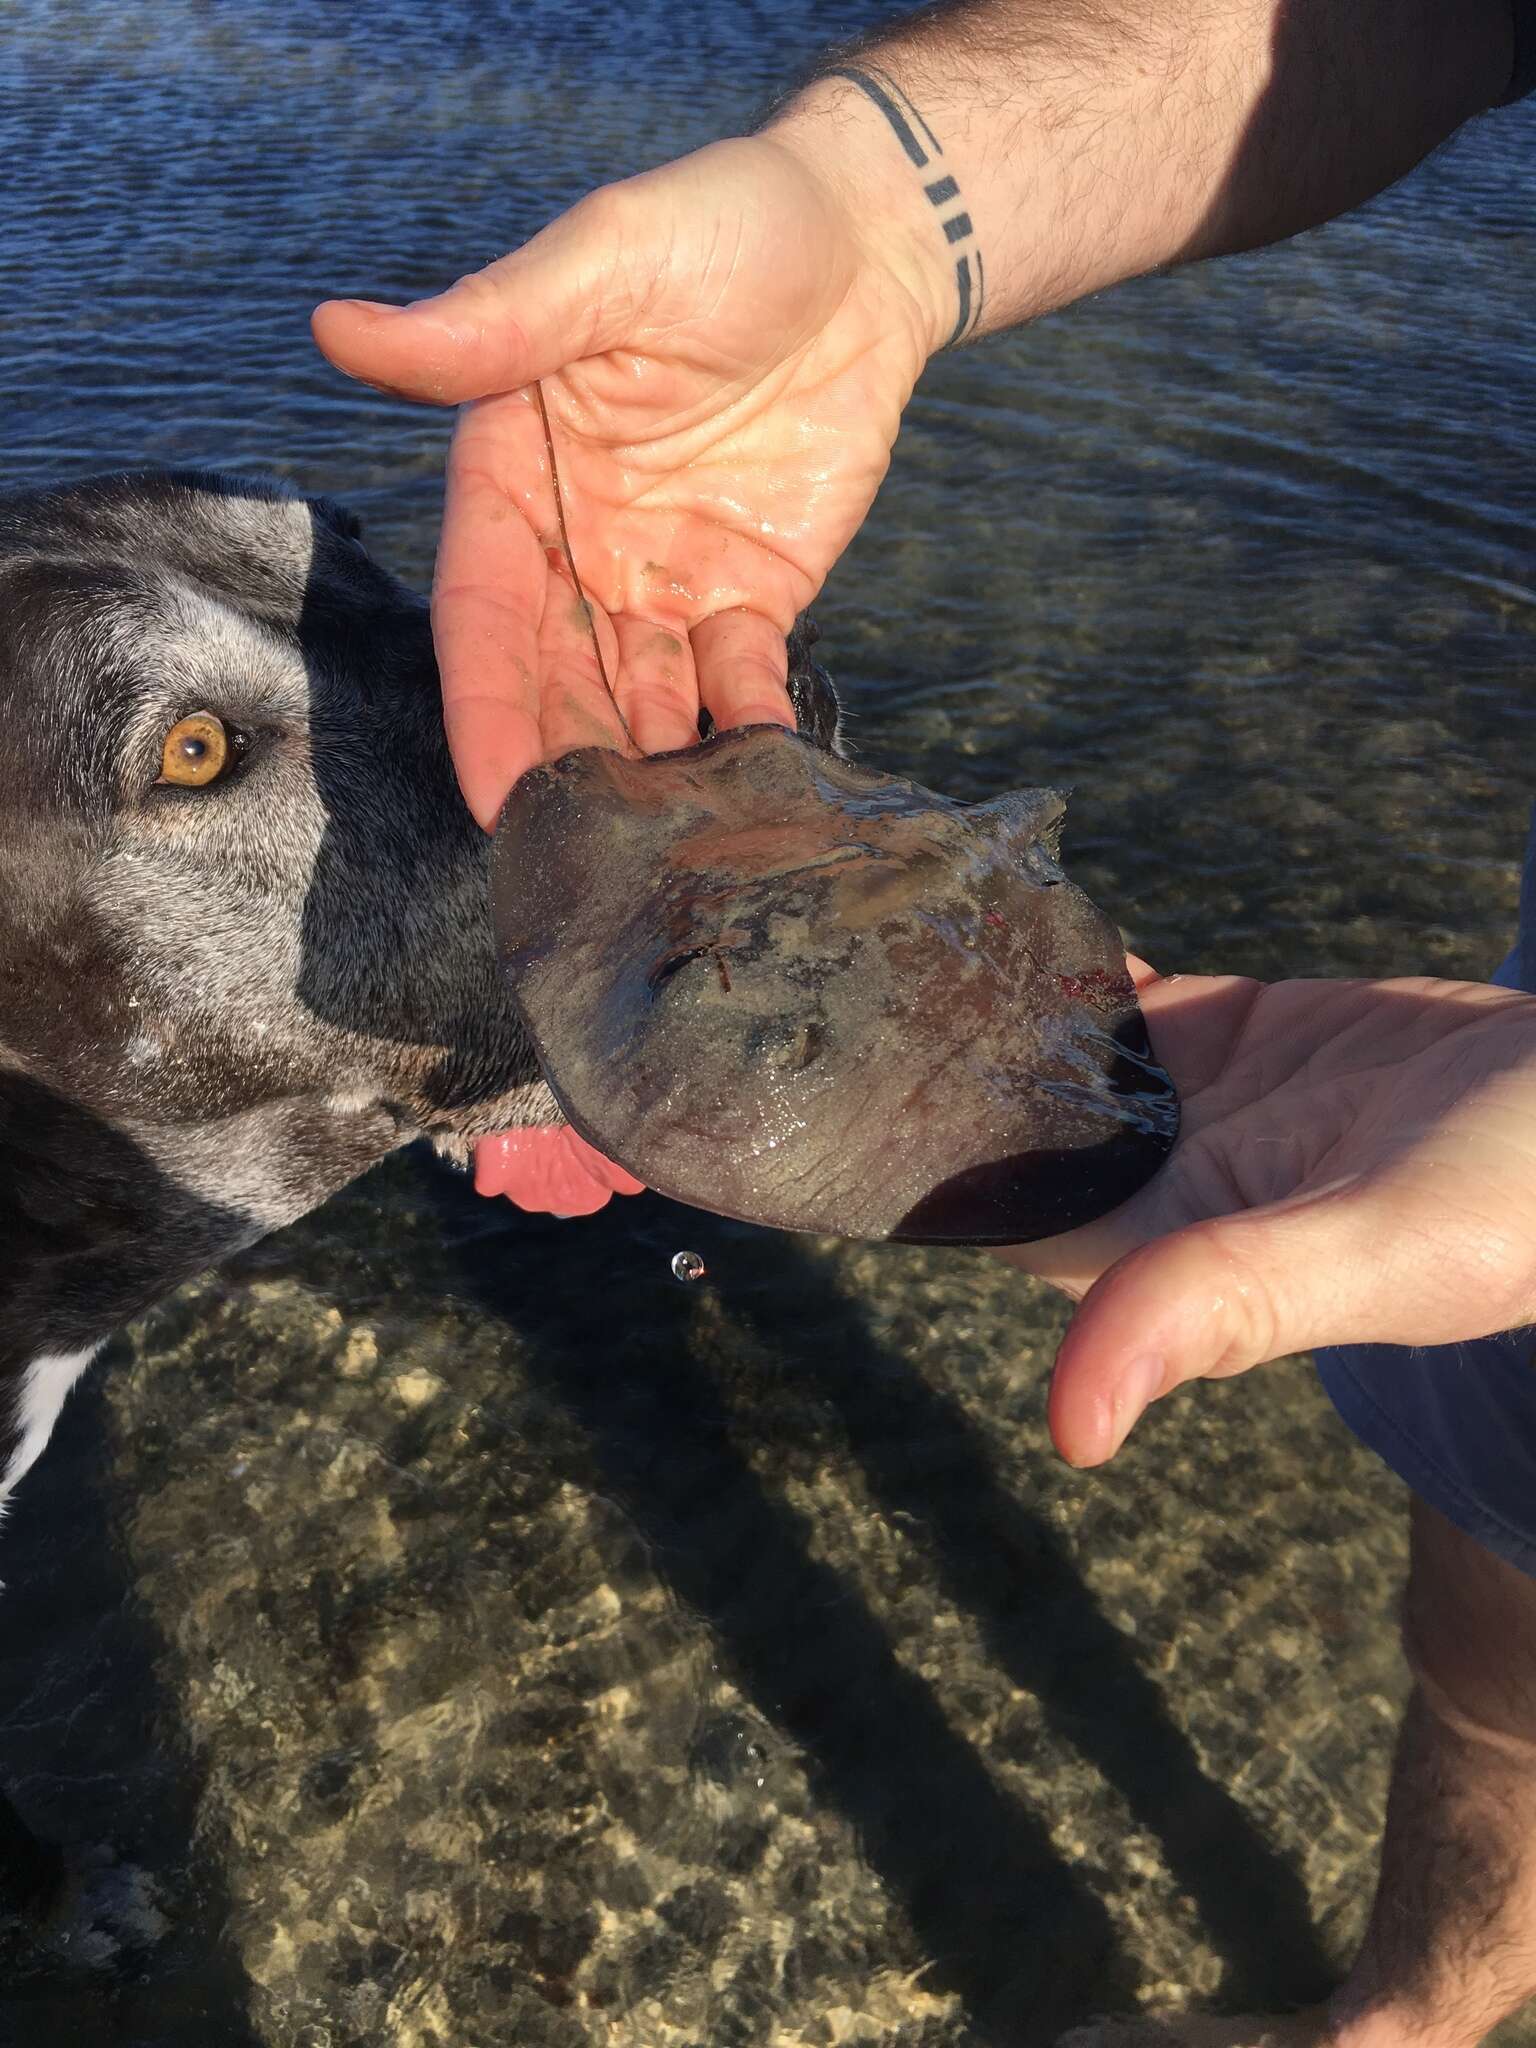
[158,712,233,788]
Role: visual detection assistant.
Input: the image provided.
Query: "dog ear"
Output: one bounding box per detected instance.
[309,493,364,543]
[785,615,843,754]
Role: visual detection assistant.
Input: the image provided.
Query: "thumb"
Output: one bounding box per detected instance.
[311,187,634,405]
[1047,1184,1390,1467]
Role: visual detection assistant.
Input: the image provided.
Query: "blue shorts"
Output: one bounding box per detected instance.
[1316,814,1536,1579]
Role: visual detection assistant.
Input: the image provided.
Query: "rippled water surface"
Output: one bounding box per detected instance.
[4,4,1535,2044]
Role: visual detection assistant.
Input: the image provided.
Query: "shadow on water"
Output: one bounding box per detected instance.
[429,1168,1332,2039]
[720,1241,1336,2014]
[0,1365,260,2047]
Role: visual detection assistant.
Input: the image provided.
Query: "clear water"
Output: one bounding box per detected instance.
[3,5,1535,2044]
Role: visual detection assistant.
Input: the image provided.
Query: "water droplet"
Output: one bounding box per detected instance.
[670,1249,707,1284]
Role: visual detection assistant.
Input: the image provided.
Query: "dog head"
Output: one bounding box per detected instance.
[0,470,558,1441]
[0,469,841,1488]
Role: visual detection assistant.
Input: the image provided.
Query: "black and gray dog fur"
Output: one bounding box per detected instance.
[0,469,840,1525]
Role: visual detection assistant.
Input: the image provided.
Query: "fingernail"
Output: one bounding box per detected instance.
[460,775,512,835]
[1105,1353,1166,1460]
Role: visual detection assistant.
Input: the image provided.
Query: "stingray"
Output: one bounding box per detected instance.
[490,726,1177,1245]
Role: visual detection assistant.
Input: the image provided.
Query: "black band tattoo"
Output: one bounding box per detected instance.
[826,64,984,347]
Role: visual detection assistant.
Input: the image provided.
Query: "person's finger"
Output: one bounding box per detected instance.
[1136,972,1267,1096]
[1046,1182,1400,1468]
[312,187,635,406]
[431,397,549,825]
[433,394,629,824]
[532,556,630,767]
[613,614,704,756]
[690,609,796,736]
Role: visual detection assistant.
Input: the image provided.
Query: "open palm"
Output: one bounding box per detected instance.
[313,137,935,825]
[1005,969,1536,1466]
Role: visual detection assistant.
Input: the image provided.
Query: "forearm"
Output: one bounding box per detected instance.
[763,0,1515,353]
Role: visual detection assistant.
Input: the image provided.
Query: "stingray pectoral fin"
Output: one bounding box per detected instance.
[889,1132,1161,1244]
[490,728,1178,1246]
[891,1018,1181,1245]
[972,786,1069,863]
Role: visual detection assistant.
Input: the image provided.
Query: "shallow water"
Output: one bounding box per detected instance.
[3,3,1536,2043]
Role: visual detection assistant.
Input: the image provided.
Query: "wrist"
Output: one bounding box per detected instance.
[760,76,970,362]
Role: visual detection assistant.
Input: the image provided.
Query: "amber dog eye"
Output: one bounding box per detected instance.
[158,712,233,788]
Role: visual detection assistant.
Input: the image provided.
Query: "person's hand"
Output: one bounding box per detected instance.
[1005,966,1536,1468]
[311,134,945,827]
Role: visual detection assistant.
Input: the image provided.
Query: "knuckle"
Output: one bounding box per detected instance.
[446,266,503,307]
[569,181,636,247]
[618,679,694,718]
[1184,1222,1284,1377]
[721,655,789,694]
[1470,1231,1536,1333]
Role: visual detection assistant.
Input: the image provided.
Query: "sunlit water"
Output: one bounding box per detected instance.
[3,5,1535,2044]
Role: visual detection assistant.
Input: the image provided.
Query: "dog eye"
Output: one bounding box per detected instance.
[157,713,235,789]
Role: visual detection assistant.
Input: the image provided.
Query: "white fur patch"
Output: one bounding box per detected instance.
[2,1345,102,1506]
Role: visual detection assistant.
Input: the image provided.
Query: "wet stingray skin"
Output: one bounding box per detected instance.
[490,727,1177,1244]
